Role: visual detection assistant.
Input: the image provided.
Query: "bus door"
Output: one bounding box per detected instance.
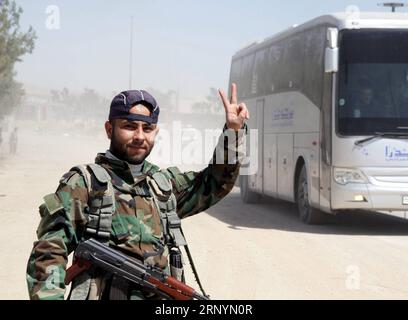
[253,99,264,193]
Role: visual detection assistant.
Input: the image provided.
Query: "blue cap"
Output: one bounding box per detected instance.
[109,90,160,124]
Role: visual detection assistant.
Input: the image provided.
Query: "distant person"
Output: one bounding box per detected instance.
[0,127,3,150]
[9,127,18,155]
[352,81,383,118]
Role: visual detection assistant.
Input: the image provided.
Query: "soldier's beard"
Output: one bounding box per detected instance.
[109,128,154,165]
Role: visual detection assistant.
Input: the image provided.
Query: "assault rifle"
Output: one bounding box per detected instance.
[65,238,209,300]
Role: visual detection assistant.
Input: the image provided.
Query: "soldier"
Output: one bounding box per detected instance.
[9,127,18,155]
[0,126,3,155]
[26,84,249,300]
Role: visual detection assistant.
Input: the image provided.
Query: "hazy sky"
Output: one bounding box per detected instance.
[14,0,394,107]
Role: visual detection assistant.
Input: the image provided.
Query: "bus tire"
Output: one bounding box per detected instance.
[296,166,326,224]
[240,175,260,204]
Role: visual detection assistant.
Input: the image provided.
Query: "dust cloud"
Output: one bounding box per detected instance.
[0,101,228,299]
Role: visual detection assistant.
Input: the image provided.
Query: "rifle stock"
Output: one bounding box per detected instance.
[65,239,209,300]
[64,259,92,285]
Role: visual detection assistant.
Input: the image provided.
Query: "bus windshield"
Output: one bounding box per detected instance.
[337,29,408,136]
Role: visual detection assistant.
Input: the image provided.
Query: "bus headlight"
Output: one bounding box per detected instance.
[333,168,368,185]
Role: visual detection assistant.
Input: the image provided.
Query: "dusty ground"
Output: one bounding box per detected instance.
[1,121,408,300]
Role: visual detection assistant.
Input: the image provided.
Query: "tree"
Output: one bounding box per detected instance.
[146,87,176,113]
[50,87,110,123]
[192,87,223,115]
[78,88,108,120]
[206,87,223,114]
[192,100,210,115]
[0,0,36,119]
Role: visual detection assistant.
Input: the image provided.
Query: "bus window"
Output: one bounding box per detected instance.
[338,29,408,135]
[267,42,285,93]
[303,27,326,108]
[240,53,255,98]
[230,58,242,96]
[283,33,304,91]
[253,47,268,96]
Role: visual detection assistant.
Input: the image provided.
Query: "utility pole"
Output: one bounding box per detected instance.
[378,2,407,12]
[176,86,180,113]
[129,16,134,89]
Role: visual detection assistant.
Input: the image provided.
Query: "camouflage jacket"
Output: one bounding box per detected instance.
[26,126,246,300]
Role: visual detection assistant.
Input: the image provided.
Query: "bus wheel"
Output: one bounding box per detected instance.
[297,166,326,224]
[240,175,260,204]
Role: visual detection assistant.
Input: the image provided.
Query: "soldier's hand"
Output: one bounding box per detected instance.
[219,83,249,132]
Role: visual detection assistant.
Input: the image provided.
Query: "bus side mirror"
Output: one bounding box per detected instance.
[325,47,339,73]
[325,28,339,73]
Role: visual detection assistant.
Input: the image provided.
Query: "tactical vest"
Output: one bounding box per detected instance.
[68,163,188,300]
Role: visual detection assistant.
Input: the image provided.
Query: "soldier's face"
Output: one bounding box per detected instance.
[105,104,159,165]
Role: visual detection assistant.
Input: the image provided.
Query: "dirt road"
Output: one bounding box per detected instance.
[1,122,408,300]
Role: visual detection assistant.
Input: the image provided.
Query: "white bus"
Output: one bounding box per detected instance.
[232,12,408,224]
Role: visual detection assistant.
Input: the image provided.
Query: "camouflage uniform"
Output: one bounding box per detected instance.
[26,126,246,300]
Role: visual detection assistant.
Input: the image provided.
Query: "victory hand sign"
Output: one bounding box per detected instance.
[219,83,250,132]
